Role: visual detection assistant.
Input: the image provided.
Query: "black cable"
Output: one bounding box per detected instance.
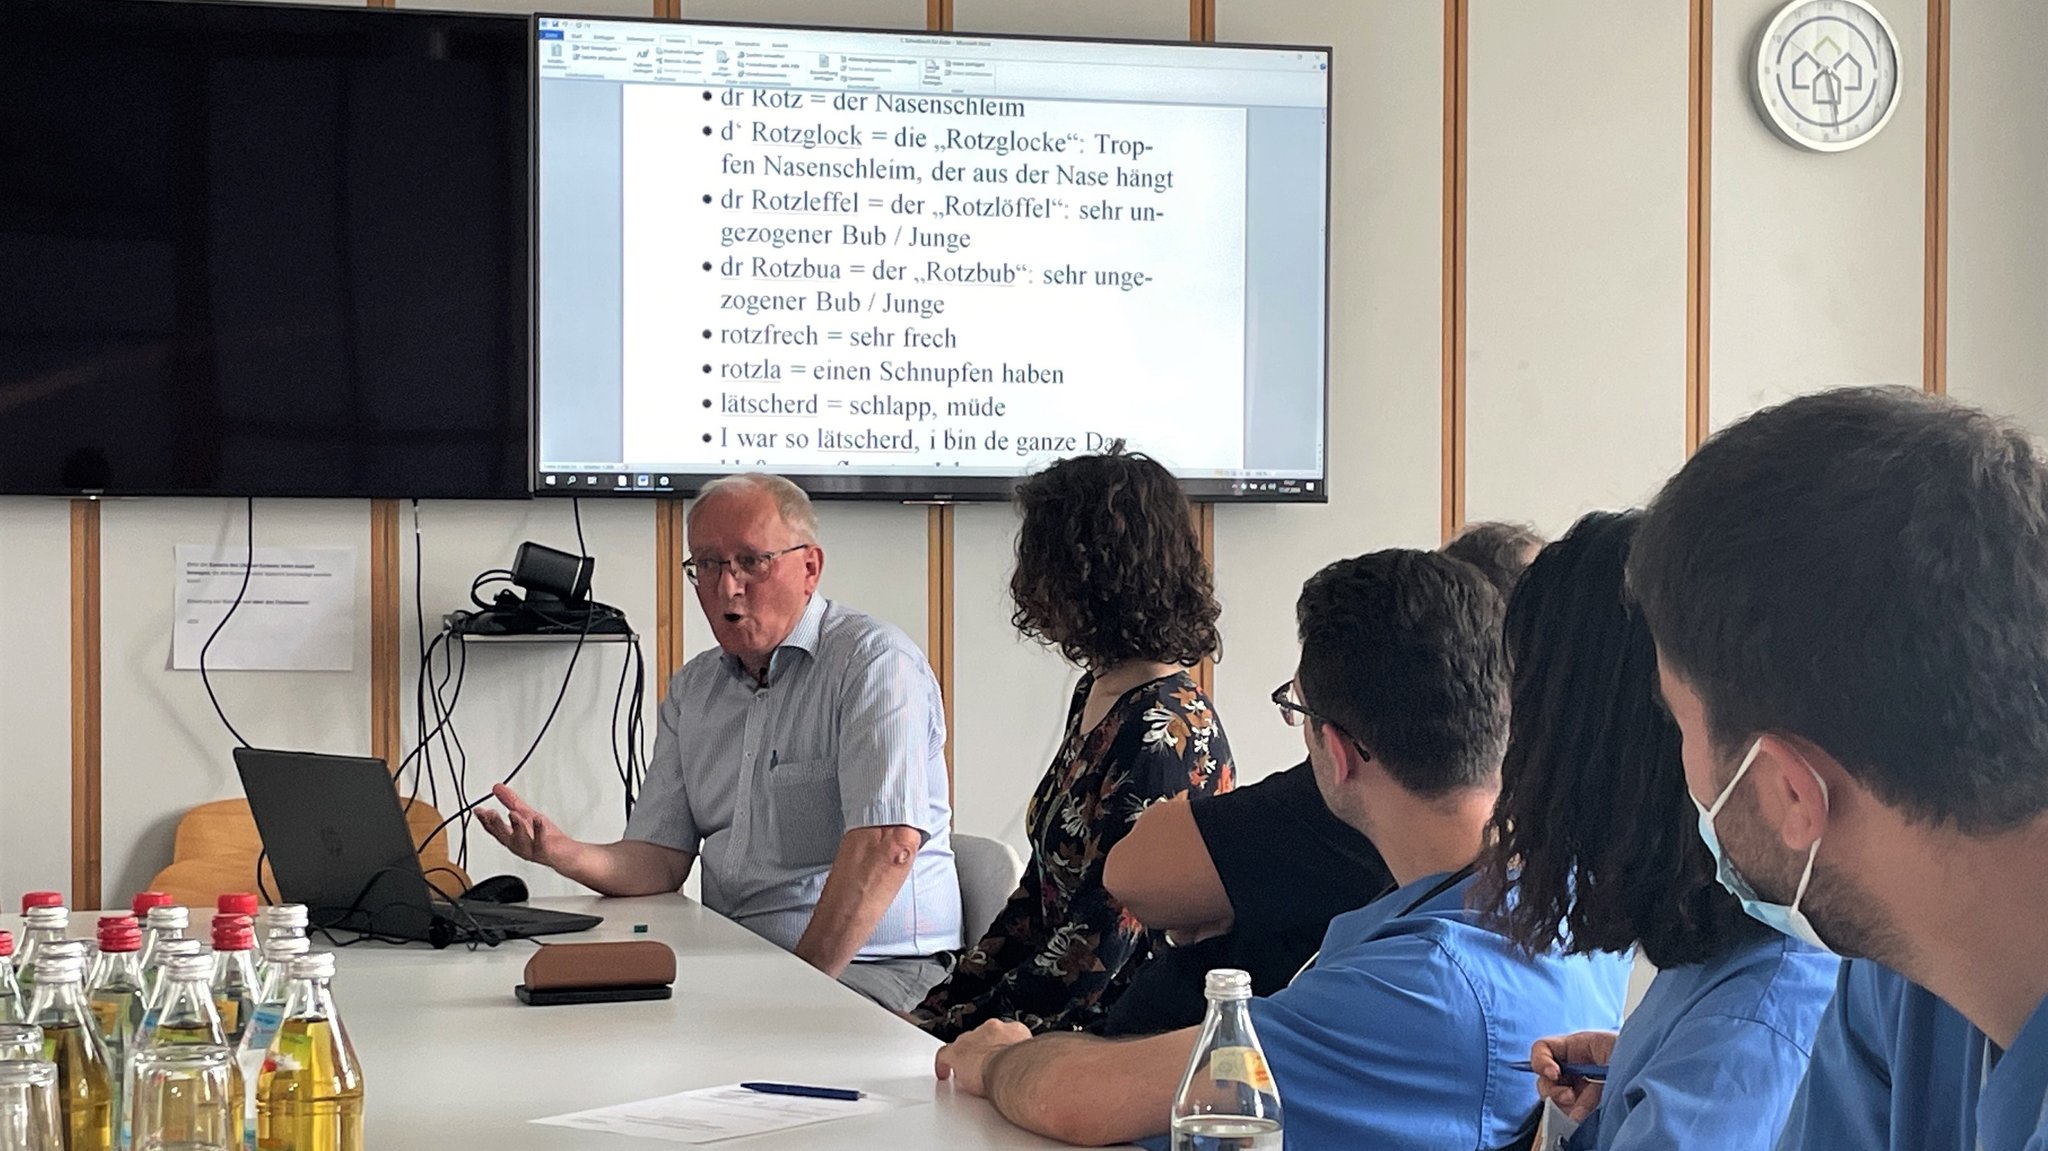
[199,496,256,749]
[308,865,503,950]
[573,497,587,561]
[413,590,594,859]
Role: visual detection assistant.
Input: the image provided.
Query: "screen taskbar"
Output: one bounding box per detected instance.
[535,468,1325,502]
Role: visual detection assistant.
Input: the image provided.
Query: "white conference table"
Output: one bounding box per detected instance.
[316,895,1097,1150]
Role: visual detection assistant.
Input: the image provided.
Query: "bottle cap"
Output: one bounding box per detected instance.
[41,941,87,963]
[259,904,309,930]
[33,954,84,984]
[0,931,12,958]
[130,892,174,917]
[285,952,335,981]
[97,916,142,953]
[216,893,259,917]
[1203,968,1253,1002]
[154,939,204,962]
[144,906,189,931]
[19,892,63,914]
[166,954,213,981]
[23,907,67,929]
[211,916,254,951]
[261,937,310,962]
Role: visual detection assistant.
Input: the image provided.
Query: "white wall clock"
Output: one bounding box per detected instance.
[1753,0,1903,152]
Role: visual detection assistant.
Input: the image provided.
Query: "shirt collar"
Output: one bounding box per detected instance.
[1978,994,2048,1151]
[725,594,828,686]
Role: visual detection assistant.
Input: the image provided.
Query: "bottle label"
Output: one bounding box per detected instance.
[1209,1046,1276,1094]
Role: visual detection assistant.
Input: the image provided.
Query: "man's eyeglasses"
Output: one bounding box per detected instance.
[1272,680,1325,728]
[684,544,810,585]
[1272,680,1373,761]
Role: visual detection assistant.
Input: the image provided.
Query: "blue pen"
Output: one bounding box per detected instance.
[740,1082,863,1102]
[1506,1060,1608,1084]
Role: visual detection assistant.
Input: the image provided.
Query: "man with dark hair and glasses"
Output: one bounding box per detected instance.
[479,472,961,1011]
[936,549,1628,1149]
[1099,529,1543,1036]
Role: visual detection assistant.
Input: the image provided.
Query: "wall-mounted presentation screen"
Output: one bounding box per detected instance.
[535,17,1330,501]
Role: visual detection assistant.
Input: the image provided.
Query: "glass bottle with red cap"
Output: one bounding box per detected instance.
[86,915,143,1148]
[0,930,22,1024]
[209,916,258,1044]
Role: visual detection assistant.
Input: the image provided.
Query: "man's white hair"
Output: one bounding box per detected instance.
[688,472,820,544]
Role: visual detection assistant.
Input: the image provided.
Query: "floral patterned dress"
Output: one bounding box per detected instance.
[914,670,1233,1039]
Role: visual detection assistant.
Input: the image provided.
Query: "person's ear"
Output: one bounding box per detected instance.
[804,543,825,589]
[1751,735,1833,853]
[1324,722,1371,785]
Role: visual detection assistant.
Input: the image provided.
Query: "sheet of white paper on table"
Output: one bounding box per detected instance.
[171,545,357,672]
[532,1084,916,1144]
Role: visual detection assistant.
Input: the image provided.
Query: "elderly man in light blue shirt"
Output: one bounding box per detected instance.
[480,473,962,1010]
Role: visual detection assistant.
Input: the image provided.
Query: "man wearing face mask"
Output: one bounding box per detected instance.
[478,473,962,1011]
[1625,386,2048,1151]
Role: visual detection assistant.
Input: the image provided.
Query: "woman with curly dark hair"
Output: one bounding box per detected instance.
[1472,510,1837,1150]
[912,447,1234,1039]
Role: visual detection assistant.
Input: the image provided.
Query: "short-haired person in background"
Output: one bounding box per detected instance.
[1098,524,1544,1035]
[479,473,962,1011]
[911,449,1233,1039]
[1626,387,2048,1151]
[1473,511,1837,1150]
[1442,519,1547,599]
[933,551,1630,1149]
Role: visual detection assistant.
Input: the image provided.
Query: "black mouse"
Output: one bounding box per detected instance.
[464,874,529,904]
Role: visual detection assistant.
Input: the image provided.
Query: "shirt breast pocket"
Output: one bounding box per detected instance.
[765,758,843,869]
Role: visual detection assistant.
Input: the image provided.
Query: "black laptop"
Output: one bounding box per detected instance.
[234,749,601,946]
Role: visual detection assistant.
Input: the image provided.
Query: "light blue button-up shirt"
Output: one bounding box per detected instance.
[1178,870,1632,1151]
[1567,934,1837,1151]
[624,594,963,959]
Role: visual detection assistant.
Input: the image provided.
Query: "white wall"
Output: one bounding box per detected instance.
[1208,0,1445,780]
[953,0,1184,40]
[97,499,374,903]
[0,500,75,904]
[681,0,922,26]
[949,504,1075,857]
[1946,0,2048,437]
[1709,0,1927,427]
[1465,0,1689,535]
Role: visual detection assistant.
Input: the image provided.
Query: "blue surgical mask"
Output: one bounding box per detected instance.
[1692,738,1833,953]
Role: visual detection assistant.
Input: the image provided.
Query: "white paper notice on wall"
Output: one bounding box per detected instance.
[171,546,357,672]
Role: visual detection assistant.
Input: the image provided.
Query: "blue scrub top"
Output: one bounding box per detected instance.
[1566,934,1838,1150]
[1775,959,1986,1151]
[1979,995,2048,1151]
[1240,870,1631,1151]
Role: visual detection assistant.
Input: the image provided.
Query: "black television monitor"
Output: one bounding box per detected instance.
[0,0,532,499]
[533,17,1330,502]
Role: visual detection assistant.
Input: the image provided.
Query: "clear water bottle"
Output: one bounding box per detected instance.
[1169,969,1282,1151]
[136,955,226,1051]
[16,908,69,996]
[209,916,258,1046]
[136,907,190,979]
[137,940,205,1041]
[0,932,24,1024]
[85,917,143,1149]
[251,907,307,992]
